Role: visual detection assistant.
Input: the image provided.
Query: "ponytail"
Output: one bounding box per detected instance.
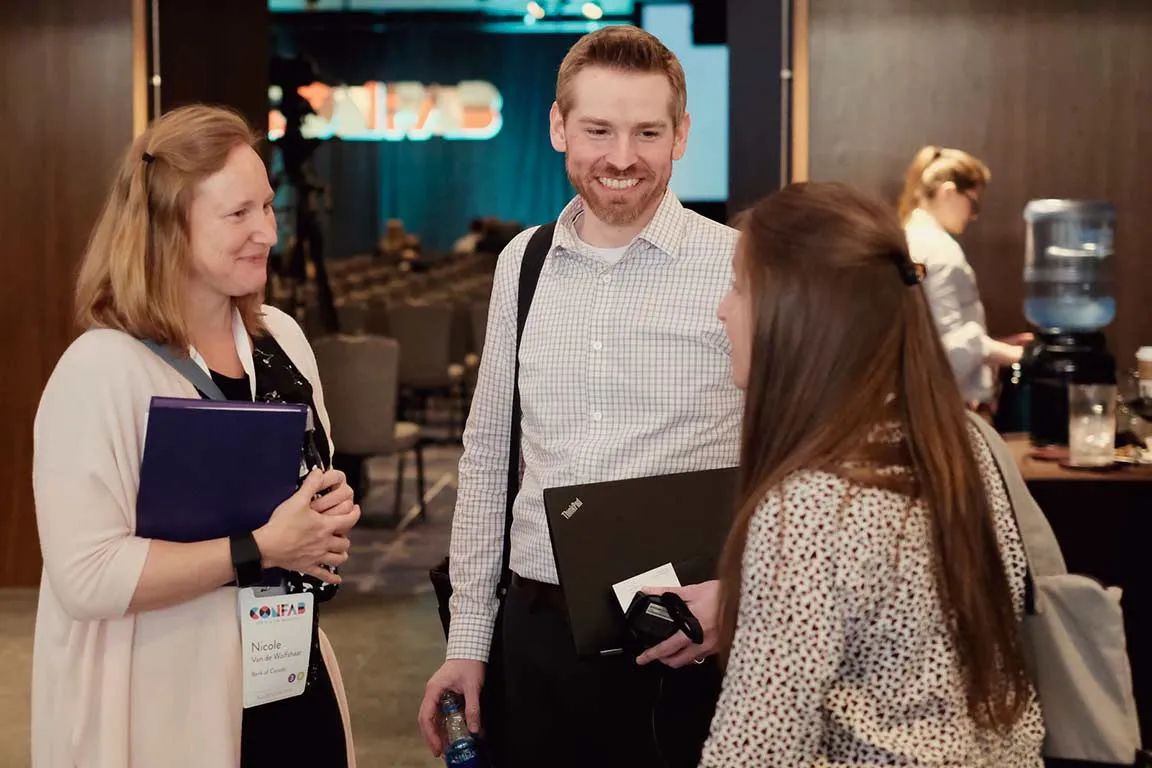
[897,146,991,226]
[897,145,942,224]
[898,287,1031,730]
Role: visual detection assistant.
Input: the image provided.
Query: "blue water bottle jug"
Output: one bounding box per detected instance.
[439,692,482,768]
[1023,199,1116,332]
[1021,199,1119,446]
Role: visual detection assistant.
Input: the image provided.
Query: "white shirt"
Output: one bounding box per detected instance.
[578,239,630,265]
[574,212,630,265]
[453,232,481,254]
[446,191,743,661]
[701,425,1044,767]
[904,208,994,403]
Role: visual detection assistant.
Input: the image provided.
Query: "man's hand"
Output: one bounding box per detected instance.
[418,659,486,756]
[634,580,721,668]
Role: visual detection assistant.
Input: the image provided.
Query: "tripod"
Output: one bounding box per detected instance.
[271,54,339,336]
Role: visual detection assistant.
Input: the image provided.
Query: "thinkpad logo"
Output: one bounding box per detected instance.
[561,498,583,520]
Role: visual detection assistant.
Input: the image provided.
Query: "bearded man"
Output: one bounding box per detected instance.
[418,25,742,768]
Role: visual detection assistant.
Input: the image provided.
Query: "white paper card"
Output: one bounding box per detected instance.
[611,563,681,613]
[238,589,314,709]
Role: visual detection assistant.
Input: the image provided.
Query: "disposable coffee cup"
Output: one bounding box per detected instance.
[1138,347,1152,399]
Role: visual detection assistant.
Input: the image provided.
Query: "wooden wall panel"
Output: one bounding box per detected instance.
[803,0,1152,369]
[0,0,137,586]
[156,0,270,134]
[727,0,786,213]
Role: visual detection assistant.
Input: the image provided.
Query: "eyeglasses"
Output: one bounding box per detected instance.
[963,190,981,219]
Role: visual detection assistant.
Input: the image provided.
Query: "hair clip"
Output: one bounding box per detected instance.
[142,152,155,164]
[898,260,926,286]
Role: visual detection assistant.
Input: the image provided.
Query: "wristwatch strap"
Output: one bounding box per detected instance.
[230,532,264,588]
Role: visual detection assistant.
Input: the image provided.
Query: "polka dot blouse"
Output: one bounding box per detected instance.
[700,426,1045,766]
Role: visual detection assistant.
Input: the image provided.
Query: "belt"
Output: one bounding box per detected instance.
[509,573,566,609]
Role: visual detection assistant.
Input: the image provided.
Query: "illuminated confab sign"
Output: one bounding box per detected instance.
[269,80,503,141]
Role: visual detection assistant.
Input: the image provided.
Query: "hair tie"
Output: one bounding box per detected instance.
[920,147,946,184]
[142,152,155,164]
[898,259,926,286]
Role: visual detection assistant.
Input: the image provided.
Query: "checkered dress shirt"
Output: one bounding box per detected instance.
[446,191,743,661]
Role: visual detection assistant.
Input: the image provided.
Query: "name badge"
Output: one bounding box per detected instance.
[238,588,314,708]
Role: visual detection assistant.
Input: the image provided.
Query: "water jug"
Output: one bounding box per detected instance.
[1023,199,1116,332]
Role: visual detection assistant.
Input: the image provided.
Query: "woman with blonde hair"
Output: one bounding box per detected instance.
[898,146,1031,408]
[702,182,1043,766]
[32,104,359,767]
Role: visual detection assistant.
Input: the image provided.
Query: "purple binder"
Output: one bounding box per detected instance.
[135,397,308,543]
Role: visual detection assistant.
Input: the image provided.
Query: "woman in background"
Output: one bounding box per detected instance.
[898,146,1031,409]
[701,182,1043,766]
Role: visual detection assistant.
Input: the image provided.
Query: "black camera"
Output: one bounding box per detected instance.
[622,591,703,651]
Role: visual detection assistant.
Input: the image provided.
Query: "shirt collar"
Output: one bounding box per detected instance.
[551,188,687,261]
[907,207,946,233]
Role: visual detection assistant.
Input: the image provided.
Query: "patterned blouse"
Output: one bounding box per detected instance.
[211,332,339,691]
[700,424,1045,767]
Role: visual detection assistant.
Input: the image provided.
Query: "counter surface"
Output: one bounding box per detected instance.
[1003,434,1152,482]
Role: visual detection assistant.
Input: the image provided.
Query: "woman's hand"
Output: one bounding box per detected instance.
[253,469,360,584]
[311,468,355,516]
[998,332,1035,348]
[986,339,1025,368]
[635,580,722,668]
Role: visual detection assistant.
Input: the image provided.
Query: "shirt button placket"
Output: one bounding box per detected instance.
[589,268,613,433]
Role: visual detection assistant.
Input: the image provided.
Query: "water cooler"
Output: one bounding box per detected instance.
[1020,199,1118,447]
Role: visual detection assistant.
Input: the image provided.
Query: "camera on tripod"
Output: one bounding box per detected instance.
[269,53,339,334]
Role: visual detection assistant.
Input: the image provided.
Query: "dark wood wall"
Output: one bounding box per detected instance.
[0,0,269,588]
[727,0,786,214]
[156,0,270,133]
[0,0,138,587]
[801,0,1152,369]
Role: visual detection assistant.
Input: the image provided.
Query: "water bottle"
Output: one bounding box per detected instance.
[439,692,482,768]
[1022,199,1116,332]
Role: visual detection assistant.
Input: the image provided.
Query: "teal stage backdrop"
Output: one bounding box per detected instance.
[273,24,581,255]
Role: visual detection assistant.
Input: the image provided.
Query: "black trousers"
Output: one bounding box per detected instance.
[499,575,721,768]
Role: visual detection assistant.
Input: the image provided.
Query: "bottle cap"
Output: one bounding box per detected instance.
[438,691,464,714]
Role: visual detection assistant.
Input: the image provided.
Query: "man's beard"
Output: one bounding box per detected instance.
[567,159,670,228]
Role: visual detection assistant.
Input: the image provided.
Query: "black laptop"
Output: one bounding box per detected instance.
[542,466,739,658]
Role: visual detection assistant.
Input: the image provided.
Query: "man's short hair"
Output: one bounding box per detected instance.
[556,25,687,127]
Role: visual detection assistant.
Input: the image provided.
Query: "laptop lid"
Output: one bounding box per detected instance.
[542,466,739,658]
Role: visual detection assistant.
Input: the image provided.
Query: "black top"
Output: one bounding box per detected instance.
[205,334,337,606]
[208,369,251,401]
[206,334,347,767]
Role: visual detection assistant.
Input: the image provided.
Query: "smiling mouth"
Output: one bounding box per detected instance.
[597,177,640,190]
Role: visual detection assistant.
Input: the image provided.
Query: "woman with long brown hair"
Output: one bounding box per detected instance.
[699,182,1043,766]
[898,146,1031,409]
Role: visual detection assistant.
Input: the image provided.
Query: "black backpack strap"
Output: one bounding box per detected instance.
[139,338,227,402]
[498,221,556,596]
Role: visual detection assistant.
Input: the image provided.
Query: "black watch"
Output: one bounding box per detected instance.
[230,532,264,588]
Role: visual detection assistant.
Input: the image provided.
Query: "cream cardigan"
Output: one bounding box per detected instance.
[30,306,355,768]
